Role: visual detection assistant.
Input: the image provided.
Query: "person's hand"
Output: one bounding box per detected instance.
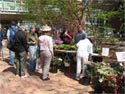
[26,51,28,55]
[51,54,55,59]
[32,41,36,44]
[65,31,68,35]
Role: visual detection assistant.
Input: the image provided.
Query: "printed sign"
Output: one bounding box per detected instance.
[102,48,109,56]
[116,52,125,62]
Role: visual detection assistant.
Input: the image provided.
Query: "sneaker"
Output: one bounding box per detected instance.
[42,77,50,81]
[16,74,19,77]
[75,77,80,81]
[9,63,14,66]
[21,75,28,78]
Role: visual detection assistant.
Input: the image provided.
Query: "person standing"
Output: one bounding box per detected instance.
[75,38,93,81]
[6,21,18,65]
[39,25,54,81]
[14,26,29,78]
[74,24,87,44]
[27,26,38,72]
[60,28,73,44]
[0,24,3,58]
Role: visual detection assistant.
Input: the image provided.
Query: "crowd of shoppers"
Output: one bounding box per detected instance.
[3,21,93,81]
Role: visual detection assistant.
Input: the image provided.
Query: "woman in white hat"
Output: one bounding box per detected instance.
[38,25,54,81]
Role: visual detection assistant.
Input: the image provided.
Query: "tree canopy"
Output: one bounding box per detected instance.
[23,0,125,45]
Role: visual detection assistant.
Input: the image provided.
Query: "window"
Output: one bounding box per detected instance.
[98,0,104,3]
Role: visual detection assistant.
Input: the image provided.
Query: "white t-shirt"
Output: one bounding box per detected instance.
[76,38,93,57]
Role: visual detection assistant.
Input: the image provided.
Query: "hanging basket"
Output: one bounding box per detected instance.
[64,54,70,67]
[64,62,70,67]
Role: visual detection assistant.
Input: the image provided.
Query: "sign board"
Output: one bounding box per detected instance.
[116,52,125,62]
[102,48,109,56]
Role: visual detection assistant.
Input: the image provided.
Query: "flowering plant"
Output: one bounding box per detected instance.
[54,39,63,45]
[87,62,118,82]
[86,62,124,93]
[101,75,124,93]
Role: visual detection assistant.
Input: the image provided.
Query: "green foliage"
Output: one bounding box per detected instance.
[110,63,124,76]
[86,64,97,77]
[93,47,102,53]
[51,57,62,66]
[87,62,124,93]
[24,0,84,24]
[85,0,124,46]
[23,0,124,45]
[119,22,125,33]
[54,44,77,50]
[87,62,118,83]
[98,37,119,44]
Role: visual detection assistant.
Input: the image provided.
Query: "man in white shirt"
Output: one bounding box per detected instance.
[75,38,93,81]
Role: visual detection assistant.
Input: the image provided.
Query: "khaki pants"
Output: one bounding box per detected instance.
[40,50,52,79]
[15,51,27,76]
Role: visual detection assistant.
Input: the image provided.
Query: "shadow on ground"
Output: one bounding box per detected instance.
[3,66,16,75]
[2,58,9,64]
[58,63,76,80]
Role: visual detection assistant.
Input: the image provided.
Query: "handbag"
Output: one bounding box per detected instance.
[7,40,16,52]
[36,46,40,58]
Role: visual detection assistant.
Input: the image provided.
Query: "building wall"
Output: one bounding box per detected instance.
[0,0,28,26]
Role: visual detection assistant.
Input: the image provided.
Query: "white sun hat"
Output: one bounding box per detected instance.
[40,25,51,31]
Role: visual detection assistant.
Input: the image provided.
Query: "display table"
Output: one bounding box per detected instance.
[54,49,112,75]
[54,49,76,74]
[54,49,76,66]
[54,49,111,63]
[54,49,76,54]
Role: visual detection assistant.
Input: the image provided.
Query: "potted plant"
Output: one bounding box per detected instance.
[50,57,63,73]
[101,75,124,94]
[63,55,71,67]
[86,62,124,93]
[92,47,103,62]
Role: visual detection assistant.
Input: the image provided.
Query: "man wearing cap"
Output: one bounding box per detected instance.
[38,25,54,81]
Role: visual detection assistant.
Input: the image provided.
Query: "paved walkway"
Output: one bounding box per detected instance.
[0,40,94,94]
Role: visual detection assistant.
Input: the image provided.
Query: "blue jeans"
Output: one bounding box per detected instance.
[29,45,37,71]
[9,50,15,65]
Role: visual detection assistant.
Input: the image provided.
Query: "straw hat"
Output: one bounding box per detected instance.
[40,25,51,31]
